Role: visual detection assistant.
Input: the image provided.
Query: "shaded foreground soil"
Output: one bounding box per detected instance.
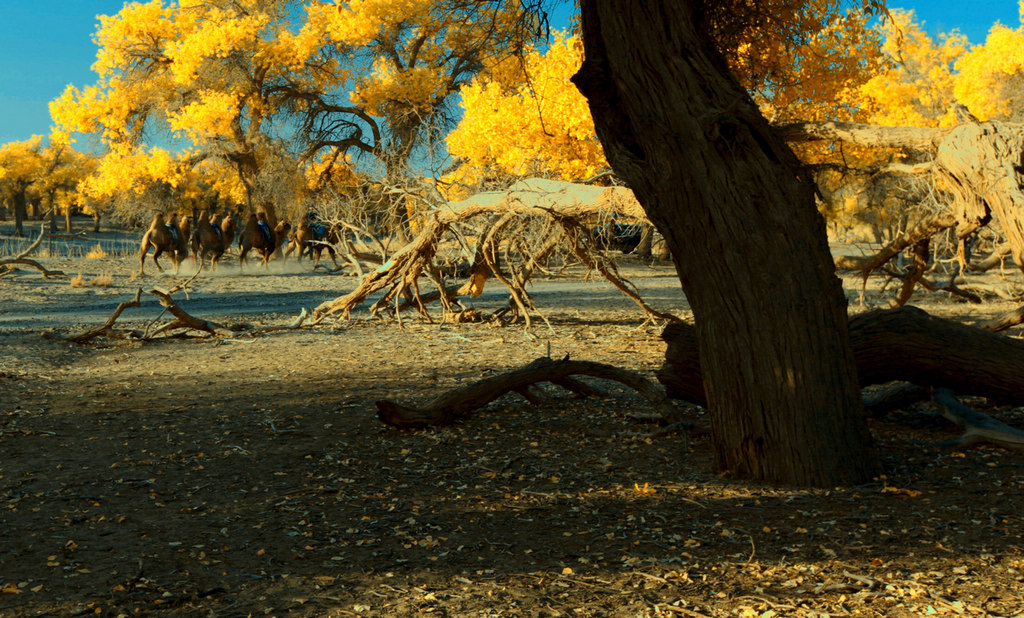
[3,245,1024,616]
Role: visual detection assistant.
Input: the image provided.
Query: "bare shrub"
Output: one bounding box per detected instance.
[90,273,114,287]
[86,243,108,259]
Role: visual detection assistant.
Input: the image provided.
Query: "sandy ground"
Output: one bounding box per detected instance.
[3,223,1024,616]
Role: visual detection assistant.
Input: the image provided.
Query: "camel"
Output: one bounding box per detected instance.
[238,212,288,271]
[285,219,341,269]
[138,212,191,276]
[211,213,237,255]
[191,211,235,270]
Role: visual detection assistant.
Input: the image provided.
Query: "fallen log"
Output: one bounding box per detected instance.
[660,306,1024,448]
[660,305,1024,407]
[375,356,684,429]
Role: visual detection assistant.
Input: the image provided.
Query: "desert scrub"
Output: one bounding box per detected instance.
[90,273,114,287]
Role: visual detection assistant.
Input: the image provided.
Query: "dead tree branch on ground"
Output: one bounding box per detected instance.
[375,355,686,430]
[0,226,67,278]
[932,388,1024,450]
[65,289,144,343]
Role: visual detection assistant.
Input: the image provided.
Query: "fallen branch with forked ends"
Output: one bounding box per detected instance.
[63,287,310,344]
[0,225,67,278]
[146,288,236,338]
[375,355,688,430]
[65,288,144,343]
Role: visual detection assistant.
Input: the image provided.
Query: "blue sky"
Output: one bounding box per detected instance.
[1,1,1020,146]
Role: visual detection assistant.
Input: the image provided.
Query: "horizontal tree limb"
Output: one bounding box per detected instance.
[774,121,951,152]
[375,356,682,429]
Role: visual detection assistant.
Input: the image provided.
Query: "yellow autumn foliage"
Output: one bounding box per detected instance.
[0,137,98,218]
[447,32,606,183]
[449,6,885,186]
[954,17,1024,122]
[167,91,241,141]
[854,5,1024,128]
[856,9,968,127]
[50,0,532,227]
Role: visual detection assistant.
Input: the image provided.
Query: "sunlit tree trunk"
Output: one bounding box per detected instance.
[573,1,880,486]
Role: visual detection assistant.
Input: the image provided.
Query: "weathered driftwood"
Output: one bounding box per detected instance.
[969,244,1012,272]
[147,288,236,338]
[660,305,1024,406]
[64,264,309,343]
[784,120,1024,308]
[375,356,682,429]
[934,123,1024,270]
[862,383,931,417]
[979,305,1024,333]
[833,212,957,273]
[775,121,950,153]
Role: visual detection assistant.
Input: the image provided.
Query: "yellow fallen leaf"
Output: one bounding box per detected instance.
[881,486,922,498]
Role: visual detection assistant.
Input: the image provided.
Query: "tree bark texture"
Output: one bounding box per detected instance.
[775,121,949,153]
[572,1,879,486]
[934,123,1024,267]
[660,306,1024,406]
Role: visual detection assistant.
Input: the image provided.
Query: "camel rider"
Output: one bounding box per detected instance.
[256,212,273,244]
[209,214,224,244]
[165,213,180,246]
[305,207,327,241]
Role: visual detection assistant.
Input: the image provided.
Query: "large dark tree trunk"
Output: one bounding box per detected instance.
[572,1,880,486]
[13,189,27,237]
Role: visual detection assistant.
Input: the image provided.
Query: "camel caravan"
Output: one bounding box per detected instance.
[137,208,335,277]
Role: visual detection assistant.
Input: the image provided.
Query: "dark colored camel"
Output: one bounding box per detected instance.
[285,219,341,269]
[238,212,288,271]
[138,212,191,276]
[192,211,235,270]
